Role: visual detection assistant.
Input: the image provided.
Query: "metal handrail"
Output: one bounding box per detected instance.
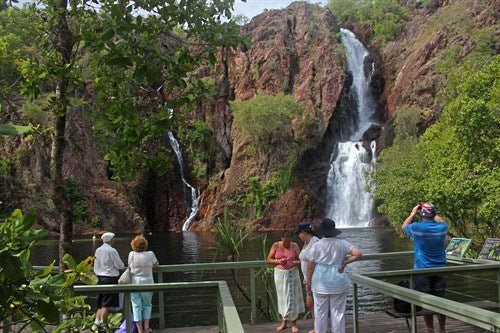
[37,251,416,328]
[74,281,244,333]
[349,264,500,333]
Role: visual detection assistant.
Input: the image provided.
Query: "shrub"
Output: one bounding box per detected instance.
[0,209,98,332]
[231,93,306,150]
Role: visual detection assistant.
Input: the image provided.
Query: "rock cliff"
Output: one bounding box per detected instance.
[192,2,346,230]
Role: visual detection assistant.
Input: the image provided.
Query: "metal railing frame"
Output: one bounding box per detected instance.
[74,281,244,333]
[349,263,500,333]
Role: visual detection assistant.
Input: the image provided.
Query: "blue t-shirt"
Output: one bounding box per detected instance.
[404,220,448,269]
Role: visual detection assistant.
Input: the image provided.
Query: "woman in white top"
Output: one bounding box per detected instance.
[296,221,320,333]
[304,219,362,333]
[129,235,159,333]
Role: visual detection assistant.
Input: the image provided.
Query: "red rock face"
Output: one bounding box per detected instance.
[193,3,346,231]
[377,0,497,148]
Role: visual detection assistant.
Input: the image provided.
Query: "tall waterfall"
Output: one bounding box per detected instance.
[325,29,378,228]
[167,131,200,231]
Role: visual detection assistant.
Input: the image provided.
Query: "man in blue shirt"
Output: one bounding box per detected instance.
[402,203,448,333]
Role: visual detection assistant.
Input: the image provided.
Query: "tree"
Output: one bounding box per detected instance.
[370,56,500,241]
[12,0,242,267]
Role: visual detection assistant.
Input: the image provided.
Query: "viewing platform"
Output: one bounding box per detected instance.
[158,315,489,332]
[72,251,500,333]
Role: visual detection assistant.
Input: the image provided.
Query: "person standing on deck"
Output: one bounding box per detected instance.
[402,203,448,333]
[93,232,125,333]
[267,230,305,333]
[296,221,320,333]
[304,218,362,333]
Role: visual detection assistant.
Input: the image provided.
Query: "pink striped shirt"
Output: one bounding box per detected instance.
[275,246,298,270]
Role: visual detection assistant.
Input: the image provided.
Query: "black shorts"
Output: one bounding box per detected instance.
[414,274,446,298]
[96,276,119,308]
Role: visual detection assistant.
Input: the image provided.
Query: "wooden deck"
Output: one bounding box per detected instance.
[158,313,490,332]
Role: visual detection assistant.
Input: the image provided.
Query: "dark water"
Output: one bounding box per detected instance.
[30,228,497,327]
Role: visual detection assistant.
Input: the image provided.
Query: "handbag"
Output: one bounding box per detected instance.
[118,253,134,284]
[118,267,131,284]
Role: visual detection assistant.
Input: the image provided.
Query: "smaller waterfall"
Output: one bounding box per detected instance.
[167,131,200,231]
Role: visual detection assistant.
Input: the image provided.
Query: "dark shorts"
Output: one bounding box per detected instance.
[96,276,119,308]
[414,275,446,298]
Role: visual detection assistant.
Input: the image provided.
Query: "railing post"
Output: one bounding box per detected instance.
[250,267,256,324]
[157,270,165,328]
[409,275,417,333]
[217,291,224,333]
[497,268,500,305]
[353,283,359,333]
[124,291,132,333]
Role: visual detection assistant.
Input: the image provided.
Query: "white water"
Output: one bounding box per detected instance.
[167,127,200,231]
[325,29,378,227]
[155,90,200,231]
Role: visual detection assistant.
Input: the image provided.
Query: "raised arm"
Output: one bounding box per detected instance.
[402,205,420,231]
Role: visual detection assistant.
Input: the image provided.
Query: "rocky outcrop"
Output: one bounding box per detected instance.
[0,106,146,234]
[193,2,346,230]
[377,0,498,148]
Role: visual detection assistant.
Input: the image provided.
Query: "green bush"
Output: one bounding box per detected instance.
[231,93,306,150]
[0,209,98,331]
[327,0,408,48]
[177,120,215,182]
[64,179,89,225]
[242,164,293,218]
[370,56,500,241]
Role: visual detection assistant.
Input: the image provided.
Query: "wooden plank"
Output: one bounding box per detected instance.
[158,313,490,332]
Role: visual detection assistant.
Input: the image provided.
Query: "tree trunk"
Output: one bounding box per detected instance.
[51,0,75,271]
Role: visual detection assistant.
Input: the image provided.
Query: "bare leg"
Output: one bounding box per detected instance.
[95,308,102,322]
[291,319,299,332]
[277,319,287,331]
[437,314,446,333]
[306,295,315,333]
[100,308,109,326]
[423,314,434,333]
[143,319,151,332]
[135,321,144,333]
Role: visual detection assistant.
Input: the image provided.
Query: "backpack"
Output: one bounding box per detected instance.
[393,280,422,313]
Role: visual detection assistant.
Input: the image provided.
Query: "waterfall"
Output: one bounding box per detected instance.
[325,29,378,227]
[167,131,200,231]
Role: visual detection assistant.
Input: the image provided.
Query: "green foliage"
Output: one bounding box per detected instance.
[64,179,89,225]
[178,120,215,182]
[0,209,97,332]
[232,94,304,145]
[327,0,408,47]
[215,209,253,261]
[0,158,11,179]
[370,56,500,241]
[0,124,31,136]
[82,0,243,180]
[242,164,293,218]
[91,216,100,228]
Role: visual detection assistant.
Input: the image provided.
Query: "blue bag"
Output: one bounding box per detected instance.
[114,313,138,333]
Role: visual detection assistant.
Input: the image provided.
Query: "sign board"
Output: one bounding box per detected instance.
[478,238,500,262]
[446,238,472,258]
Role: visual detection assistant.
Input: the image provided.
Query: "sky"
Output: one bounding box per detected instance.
[13,0,330,19]
[233,0,329,19]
